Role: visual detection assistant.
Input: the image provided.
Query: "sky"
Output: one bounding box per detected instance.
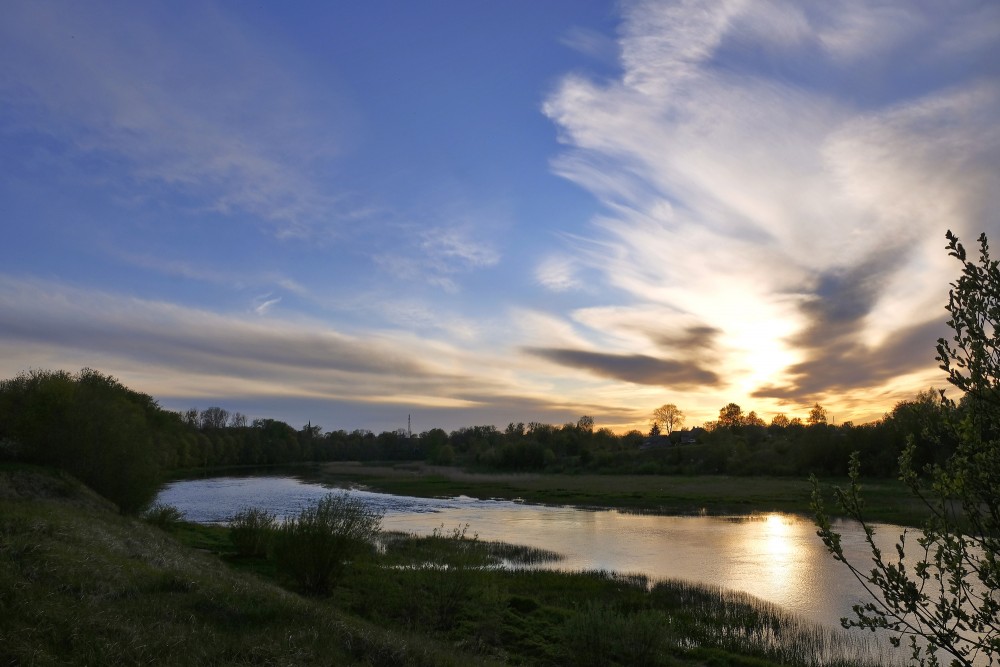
[2,0,999,434]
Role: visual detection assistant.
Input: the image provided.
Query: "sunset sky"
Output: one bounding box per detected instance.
[2,1,999,434]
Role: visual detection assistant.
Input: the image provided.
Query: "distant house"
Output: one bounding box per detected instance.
[639,434,672,451]
[678,427,705,445]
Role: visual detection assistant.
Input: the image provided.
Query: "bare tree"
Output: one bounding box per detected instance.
[652,404,684,435]
[199,406,229,430]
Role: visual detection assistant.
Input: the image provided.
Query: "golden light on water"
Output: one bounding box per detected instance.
[745,513,803,605]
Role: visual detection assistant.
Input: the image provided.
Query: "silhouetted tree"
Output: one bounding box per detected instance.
[652,403,684,435]
[807,403,828,426]
[717,403,744,429]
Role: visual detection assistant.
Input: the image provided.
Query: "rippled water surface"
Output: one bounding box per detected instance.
[156,475,904,630]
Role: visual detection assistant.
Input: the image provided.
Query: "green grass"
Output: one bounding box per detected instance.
[1,465,910,666]
[0,466,493,667]
[304,462,930,526]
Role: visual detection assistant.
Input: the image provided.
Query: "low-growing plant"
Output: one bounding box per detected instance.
[271,493,383,595]
[229,506,276,558]
[562,602,665,667]
[141,503,184,531]
[412,524,482,629]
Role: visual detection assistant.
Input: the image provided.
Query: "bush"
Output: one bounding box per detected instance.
[271,493,382,594]
[229,506,277,558]
[142,503,184,531]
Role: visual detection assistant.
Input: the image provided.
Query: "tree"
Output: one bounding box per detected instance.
[199,406,229,430]
[744,411,766,428]
[769,413,790,428]
[652,404,685,435]
[813,231,1000,666]
[182,408,199,428]
[807,403,828,425]
[0,368,160,513]
[717,403,744,429]
[577,415,595,432]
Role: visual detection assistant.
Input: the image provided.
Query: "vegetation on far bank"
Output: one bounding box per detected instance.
[0,465,904,667]
[0,366,954,521]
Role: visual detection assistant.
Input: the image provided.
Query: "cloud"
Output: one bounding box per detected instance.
[420,227,500,268]
[374,226,499,291]
[0,276,638,430]
[536,255,582,292]
[560,26,618,63]
[253,294,281,316]
[113,250,310,296]
[753,318,945,401]
[525,347,719,388]
[0,1,356,235]
[541,0,1000,419]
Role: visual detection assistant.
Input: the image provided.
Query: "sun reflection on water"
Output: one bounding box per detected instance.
[736,513,812,611]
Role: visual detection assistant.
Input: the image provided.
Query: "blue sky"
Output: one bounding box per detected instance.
[2,1,999,434]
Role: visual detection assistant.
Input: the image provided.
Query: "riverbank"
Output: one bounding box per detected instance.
[3,465,904,666]
[297,461,929,527]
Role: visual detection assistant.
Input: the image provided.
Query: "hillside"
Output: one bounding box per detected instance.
[0,465,488,667]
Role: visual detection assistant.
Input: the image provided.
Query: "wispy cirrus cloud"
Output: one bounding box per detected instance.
[374,226,500,292]
[540,0,1000,422]
[113,249,310,295]
[0,1,356,236]
[0,275,627,430]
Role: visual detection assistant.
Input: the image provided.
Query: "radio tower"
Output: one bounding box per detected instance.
[408,414,412,438]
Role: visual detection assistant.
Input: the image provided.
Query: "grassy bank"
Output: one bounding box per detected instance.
[301,461,929,527]
[0,465,486,667]
[2,465,906,666]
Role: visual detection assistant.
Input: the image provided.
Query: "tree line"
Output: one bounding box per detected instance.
[0,366,957,513]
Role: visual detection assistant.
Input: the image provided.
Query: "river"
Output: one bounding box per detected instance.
[156,473,908,634]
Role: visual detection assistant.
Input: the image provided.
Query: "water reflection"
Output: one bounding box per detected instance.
[155,476,898,630]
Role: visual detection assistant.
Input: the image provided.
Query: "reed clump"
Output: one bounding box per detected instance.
[228,506,276,557]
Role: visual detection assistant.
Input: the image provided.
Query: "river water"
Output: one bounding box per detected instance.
[156,474,908,633]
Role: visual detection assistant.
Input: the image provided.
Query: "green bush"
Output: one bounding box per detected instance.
[142,503,184,531]
[271,493,382,594]
[229,507,277,558]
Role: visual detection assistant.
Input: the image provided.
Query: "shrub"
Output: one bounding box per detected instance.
[229,506,277,558]
[142,503,184,531]
[271,493,382,594]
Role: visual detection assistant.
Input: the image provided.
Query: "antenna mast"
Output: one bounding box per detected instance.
[408,414,412,438]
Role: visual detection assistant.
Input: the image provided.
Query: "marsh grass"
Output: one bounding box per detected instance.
[4,467,910,667]
[649,580,906,666]
[379,526,562,568]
